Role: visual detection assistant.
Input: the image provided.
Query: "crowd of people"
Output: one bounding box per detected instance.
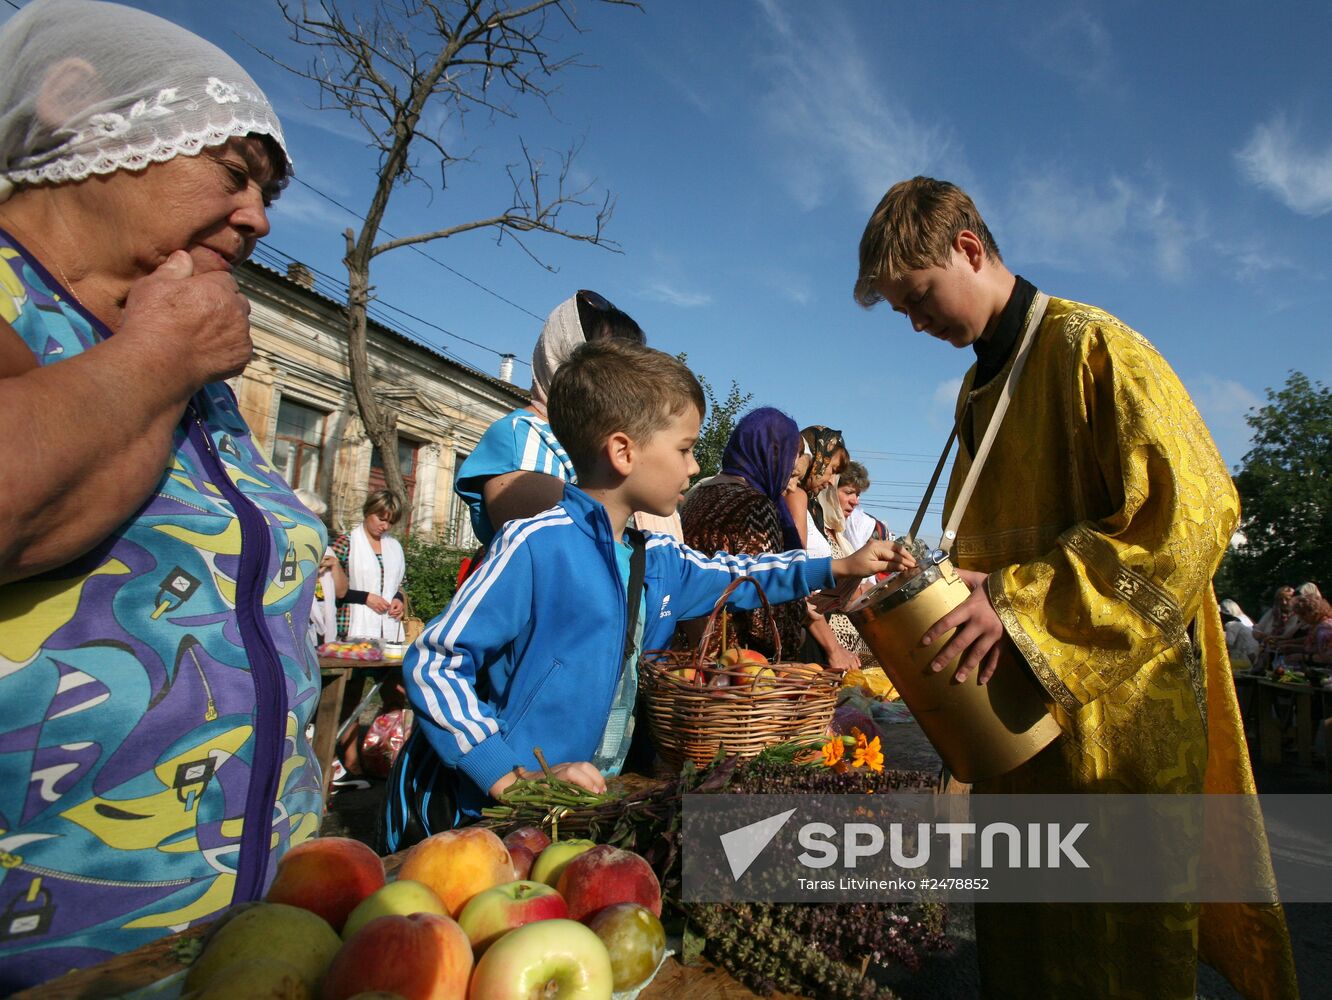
[0,2,1306,998]
[1222,583,1331,672]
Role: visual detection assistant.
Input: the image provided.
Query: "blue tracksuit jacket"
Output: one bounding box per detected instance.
[403,484,834,816]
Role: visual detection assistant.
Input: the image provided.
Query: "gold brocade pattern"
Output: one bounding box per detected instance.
[945,297,1298,998]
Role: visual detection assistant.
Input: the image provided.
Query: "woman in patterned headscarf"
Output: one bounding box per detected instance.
[0,1,324,988]
[786,426,857,669]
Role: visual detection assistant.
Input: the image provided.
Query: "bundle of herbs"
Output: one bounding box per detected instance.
[481,743,950,997]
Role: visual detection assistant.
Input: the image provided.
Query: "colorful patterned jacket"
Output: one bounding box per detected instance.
[0,229,325,991]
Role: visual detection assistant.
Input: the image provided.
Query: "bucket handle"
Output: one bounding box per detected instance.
[694,575,781,666]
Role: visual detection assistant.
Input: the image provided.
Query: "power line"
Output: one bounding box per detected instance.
[253,241,532,368]
[1,0,21,10]
[287,176,547,324]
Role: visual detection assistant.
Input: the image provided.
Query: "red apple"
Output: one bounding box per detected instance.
[529,838,596,887]
[323,913,471,1000]
[555,845,662,922]
[398,828,516,918]
[508,845,536,881]
[266,836,386,933]
[456,879,569,954]
[466,919,612,1000]
[502,826,552,856]
[718,647,769,668]
[585,903,666,992]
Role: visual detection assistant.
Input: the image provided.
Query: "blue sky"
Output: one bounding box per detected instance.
[7,0,1330,533]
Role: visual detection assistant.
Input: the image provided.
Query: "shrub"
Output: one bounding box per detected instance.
[403,534,473,622]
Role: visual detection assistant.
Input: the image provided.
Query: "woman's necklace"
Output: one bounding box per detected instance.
[0,213,91,310]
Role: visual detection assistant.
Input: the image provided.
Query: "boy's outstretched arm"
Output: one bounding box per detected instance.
[832,539,916,582]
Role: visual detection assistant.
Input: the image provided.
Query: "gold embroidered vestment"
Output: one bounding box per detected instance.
[943,296,1298,999]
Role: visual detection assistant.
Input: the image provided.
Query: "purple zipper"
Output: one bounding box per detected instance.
[186,399,288,903]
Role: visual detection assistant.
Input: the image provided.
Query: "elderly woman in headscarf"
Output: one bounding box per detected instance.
[454,289,645,547]
[786,425,850,549]
[783,425,858,669]
[0,1,324,988]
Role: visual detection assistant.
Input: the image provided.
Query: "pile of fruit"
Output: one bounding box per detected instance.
[663,645,825,697]
[318,640,383,661]
[183,829,666,999]
[484,752,950,1000]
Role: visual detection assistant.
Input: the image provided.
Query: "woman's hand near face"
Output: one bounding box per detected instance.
[120,250,253,394]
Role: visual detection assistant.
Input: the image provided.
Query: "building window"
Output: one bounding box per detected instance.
[448,451,479,549]
[272,397,326,495]
[369,438,419,534]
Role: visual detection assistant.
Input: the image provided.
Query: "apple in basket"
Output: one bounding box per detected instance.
[737,662,779,693]
[719,647,769,669]
[667,664,702,686]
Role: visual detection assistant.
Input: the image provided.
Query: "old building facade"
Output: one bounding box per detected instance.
[234,259,527,546]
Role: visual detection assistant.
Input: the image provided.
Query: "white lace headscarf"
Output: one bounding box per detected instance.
[529,294,585,409]
[0,0,291,204]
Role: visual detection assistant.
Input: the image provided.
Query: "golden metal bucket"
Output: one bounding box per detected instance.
[847,556,1061,783]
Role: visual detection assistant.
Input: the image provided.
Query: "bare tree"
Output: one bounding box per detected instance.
[263,0,636,504]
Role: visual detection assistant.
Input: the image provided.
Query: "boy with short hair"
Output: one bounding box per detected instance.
[854,176,1296,999]
[393,339,912,834]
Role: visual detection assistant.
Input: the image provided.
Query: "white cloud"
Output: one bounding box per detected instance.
[269,183,356,231]
[641,281,713,308]
[1235,115,1332,216]
[1021,8,1116,92]
[1002,171,1201,281]
[931,377,963,415]
[1182,374,1260,468]
[750,0,956,211]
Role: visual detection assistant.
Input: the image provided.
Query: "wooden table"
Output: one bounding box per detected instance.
[1256,677,1327,766]
[314,656,399,799]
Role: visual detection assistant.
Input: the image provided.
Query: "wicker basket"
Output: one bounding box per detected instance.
[639,576,839,769]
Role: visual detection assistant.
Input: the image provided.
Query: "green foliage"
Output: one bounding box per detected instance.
[679,353,753,483]
[1220,371,1332,612]
[402,533,472,622]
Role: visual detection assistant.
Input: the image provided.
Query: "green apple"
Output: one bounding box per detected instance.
[529,838,597,887]
[341,879,448,940]
[467,918,613,999]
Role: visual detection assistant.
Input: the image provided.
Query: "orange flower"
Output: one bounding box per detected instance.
[851,727,869,751]
[820,736,845,767]
[852,735,884,772]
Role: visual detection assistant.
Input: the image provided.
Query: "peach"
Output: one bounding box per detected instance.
[398,827,516,918]
[322,913,471,1000]
[266,836,386,933]
[555,845,662,923]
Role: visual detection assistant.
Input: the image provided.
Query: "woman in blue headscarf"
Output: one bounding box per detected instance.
[678,407,809,658]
